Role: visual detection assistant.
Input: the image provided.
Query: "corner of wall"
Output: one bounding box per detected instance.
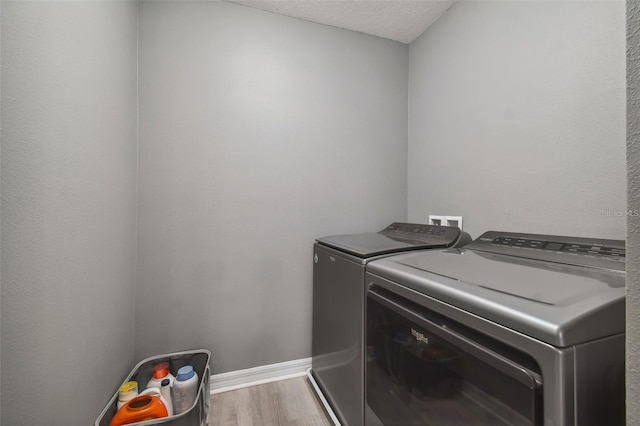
[627,1,640,423]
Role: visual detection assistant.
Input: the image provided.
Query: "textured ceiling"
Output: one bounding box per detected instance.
[224,1,456,44]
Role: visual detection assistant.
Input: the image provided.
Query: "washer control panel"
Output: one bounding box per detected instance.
[381,222,460,245]
[491,236,625,259]
[383,222,448,236]
[468,231,625,271]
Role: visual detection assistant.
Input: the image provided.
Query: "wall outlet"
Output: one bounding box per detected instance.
[444,216,463,230]
[429,215,463,229]
[428,215,444,226]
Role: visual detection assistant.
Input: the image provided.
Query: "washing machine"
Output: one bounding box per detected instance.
[365,231,625,426]
[310,223,471,426]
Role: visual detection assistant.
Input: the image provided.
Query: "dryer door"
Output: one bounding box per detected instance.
[366,286,543,426]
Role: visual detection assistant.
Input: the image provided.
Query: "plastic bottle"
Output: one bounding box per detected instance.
[110,393,168,426]
[139,387,172,415]
[146,362,175,389]
[160,378,173,416]
[117,381,139,410]
[173,365,198,414]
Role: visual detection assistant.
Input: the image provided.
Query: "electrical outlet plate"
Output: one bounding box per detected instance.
[429,215,463,230]
[444,216,463,230]
[428,215,444,226]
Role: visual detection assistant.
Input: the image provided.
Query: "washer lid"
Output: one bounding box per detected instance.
[316,222,463,258]
[367,245,625,347]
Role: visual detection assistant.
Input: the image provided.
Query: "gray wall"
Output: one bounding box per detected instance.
[136,1,408,372]
[0,2,138,424]
[0,1,632,423]
[627,1,640,422]
[408,1,626,240]
[0,2,3,421]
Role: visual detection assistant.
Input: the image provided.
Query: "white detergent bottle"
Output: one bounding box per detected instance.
[139,387,172,416]
[173,365,198,414]
[117,381,139,410]
[160,378,173,416]
[146,362,175,389]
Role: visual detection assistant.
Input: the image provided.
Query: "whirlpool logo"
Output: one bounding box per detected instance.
[411,328,429,344]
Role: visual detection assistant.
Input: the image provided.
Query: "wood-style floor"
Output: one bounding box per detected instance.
[209,376,334,426]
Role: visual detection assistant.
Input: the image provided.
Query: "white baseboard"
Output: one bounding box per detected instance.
[210,357,311,394]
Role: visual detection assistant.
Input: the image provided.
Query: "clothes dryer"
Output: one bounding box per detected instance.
[311,223,471,426]
[365,231,625,426]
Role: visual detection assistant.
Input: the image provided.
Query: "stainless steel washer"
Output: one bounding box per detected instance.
[311,223,471,426]
[365,231,625,426]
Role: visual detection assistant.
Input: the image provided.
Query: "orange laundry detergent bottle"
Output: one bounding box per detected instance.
[109,393,168,426]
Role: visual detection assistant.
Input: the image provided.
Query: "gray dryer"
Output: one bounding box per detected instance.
[311,223,471,426]
[365,231,625,426]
